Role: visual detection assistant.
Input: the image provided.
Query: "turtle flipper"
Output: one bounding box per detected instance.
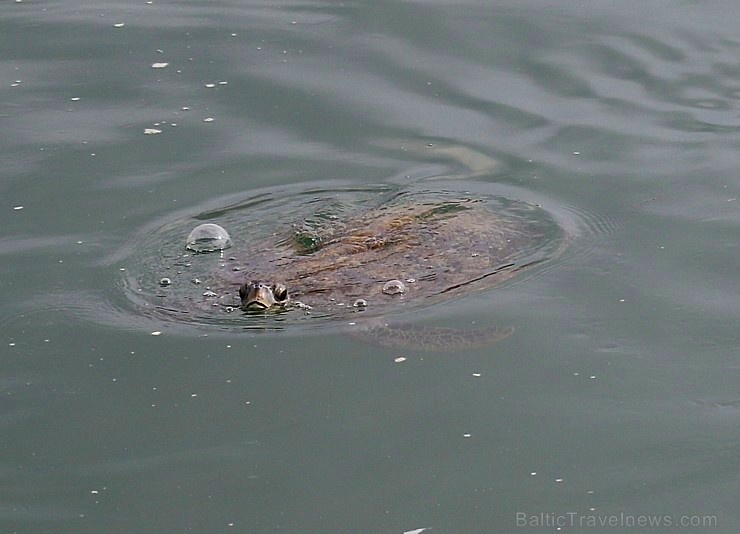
[352,322,514,352]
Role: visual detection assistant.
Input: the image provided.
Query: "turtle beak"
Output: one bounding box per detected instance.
[240,282,286,311]
[244,285,274,310]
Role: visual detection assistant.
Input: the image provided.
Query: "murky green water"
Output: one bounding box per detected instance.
[2,1,738,532]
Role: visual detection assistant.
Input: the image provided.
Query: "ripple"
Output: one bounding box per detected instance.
[73,181,591,336]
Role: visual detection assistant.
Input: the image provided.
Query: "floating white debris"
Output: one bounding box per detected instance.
[144,128,162,135]
[203,117,214,122]
[463,433,472,438]
[530,472,537,476]
[218,81,228,85]
[555,478,563,482]
[70,97,80,101]
[13,206,24,210]
[113,23,125,28]
[181,106,190,111]
[150,331,162,336]
[151,62,169,69]
[204,83,216,88]
[472,373,481,377]
[403,529,430,534]
[394,357,406,363]
[573,151,580,155]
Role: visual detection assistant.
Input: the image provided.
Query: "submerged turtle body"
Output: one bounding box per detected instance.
[217,199,546,310]
[186,192,567,350]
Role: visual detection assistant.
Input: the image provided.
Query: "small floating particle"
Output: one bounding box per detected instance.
[204,83,216,88]
[555,478,563,482]
[144,128,162,135]
[13,205,24,210]
[191,393,198,397]
[394,357,406,363]
[463,433,472,438]
[472,373,481,377]
[619,299,625,302]
[203,117,214,122]
[573,151,580,155]
[530,472,537,476]
[159,277,171,287]
[8,343,15,347]
[151,62,169,69]
[113,23,125,28]
[403,529,430,534]
[218,81,228,85]
[150,331,162,336]
[70,97,80,101]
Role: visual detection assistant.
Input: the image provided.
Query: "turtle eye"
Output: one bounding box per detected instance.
[273,284,288,301]
[238,283,250,302]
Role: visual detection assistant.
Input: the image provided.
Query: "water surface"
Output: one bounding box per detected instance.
[2,0,738,532]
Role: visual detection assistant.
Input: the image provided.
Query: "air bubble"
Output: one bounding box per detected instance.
[186,223,232,252]
[382,279,405,295]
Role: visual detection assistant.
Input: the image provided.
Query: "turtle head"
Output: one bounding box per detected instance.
[239,281,289,311]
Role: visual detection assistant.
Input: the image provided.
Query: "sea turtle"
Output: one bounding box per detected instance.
[176,190,566,351]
